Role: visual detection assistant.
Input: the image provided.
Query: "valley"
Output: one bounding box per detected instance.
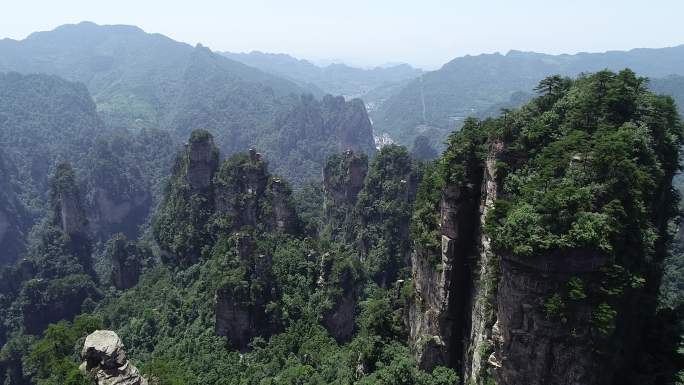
[0,19,683,385]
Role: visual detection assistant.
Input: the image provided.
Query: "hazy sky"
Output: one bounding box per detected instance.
[1,0,682,69]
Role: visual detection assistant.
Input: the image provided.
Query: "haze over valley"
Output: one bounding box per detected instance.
[1,3,684,385]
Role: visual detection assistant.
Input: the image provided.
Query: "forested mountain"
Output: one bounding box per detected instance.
[0,148,29,264]
[372,45,684,148]
[0,22,377,187]
[0,19,683,385]
[652,75,684,109]
[0,22,309,130]
[0,72,177,263]
[1,70,681,385]
[222,51,423,99]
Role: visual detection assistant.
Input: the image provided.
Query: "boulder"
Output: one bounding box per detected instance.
[81,330,147,385]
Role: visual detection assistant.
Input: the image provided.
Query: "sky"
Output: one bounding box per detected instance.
[1,0,682,69]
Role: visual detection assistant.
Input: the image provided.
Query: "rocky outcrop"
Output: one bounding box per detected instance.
[268,94,376,186]
[153,130,219,266]
[107,235,144,290]
[52,163,88,238]
[320,95,376,155]
[318,252,363,342]
[489,251,611,385]
[81,330,147,385]
[267,177,299,233]
[322,150,368,242]
[186,130,219,193]
[50,162,93,273]
[214,233,279,350]
[323,150,368,207]
[213,149,299,234]
[355,145,418,287]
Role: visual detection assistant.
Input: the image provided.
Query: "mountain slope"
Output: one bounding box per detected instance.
[0,22,377,186]
[373,45,684,147]
[0,72,104,207]
[222,51,423,99]
[0,21,309,130]
[0,148,29,264]
[0,72,177,260]
[651,74,684,109]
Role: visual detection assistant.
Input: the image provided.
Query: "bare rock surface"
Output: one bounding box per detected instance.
[81,330,148,385]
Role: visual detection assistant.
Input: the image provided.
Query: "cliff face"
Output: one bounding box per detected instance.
[88,186,151,241]
[153,130,219,266]
[107,235,144,290]
[490,251,611,385]
[409,132,621,385]
[322,150,368,242]
[269,94,376,186]
[52,165,88,239]
[213,149,299,234]
[214,233,280,350]
[317,251,364,342]
[409,140,484,371]
[186,131,220,193]
[267,177,299,233]
[21,274,99,334]
[355,145,418,287]
[0,150,28,264]
[50,162,93,273]
[463,140,503,383]
[320,95,376,155]
[408,71,682,385]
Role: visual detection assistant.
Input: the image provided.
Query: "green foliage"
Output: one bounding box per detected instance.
[321,151,368,244]
[410,162,441,258]
[24,315,102,385]
[592,303,617,335]
[153,131,218,265]
[293,181,324,236]
[355,145,417,285]
[489,70,683,266]
[372,46,684,149]
[544,293,565,319]
[411,136,439,161]
[410,118,487,262]
[567,277,587,301]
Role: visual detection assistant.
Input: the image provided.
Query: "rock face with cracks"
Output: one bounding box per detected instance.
[80,330,148,385]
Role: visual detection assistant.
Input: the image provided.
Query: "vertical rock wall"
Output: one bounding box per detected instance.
[462,140,503,384]
[409,153,484,370]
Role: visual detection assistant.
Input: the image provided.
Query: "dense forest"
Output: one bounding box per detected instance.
[1,21,684,385]
[1,67,683,385]
[0,22,376,185]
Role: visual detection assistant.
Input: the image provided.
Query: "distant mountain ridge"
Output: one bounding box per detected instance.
[0,22,378,188]
[221,51,423,99]
[372,44,684,148]
[0,21,311,130]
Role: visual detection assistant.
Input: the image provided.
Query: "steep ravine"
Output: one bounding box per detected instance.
[463,139,503,384]
[409,135,486,373]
